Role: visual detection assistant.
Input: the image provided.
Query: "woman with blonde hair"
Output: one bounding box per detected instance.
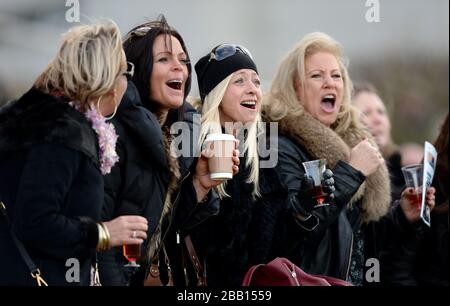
[263,32,435,285]
[0,21,148,286]
[191,44,268,287]
[166,43,335,287]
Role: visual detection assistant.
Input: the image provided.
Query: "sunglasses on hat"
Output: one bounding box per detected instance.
[209,44,253,62]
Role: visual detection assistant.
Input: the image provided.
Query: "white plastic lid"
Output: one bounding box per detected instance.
[204,133,237,142]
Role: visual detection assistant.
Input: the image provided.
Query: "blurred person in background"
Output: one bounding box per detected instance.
[352,83,404,201]
[0,21,147,286]
[399,142,424,167]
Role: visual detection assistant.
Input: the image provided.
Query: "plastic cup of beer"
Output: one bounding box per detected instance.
[123,244,141,268]
[401,164,424,207]
[203,133,237,180]
[302,159,327,205]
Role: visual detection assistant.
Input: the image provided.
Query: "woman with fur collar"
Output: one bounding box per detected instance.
[262,32,436,285]
[98,16,238,286]
[0,22,148,285]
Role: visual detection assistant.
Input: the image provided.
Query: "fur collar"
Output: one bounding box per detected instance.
[0,87,99,167]
[277,109,391,223]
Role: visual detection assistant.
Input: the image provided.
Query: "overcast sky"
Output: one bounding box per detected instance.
[0,0,448,95]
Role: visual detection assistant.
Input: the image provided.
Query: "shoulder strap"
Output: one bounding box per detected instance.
[0,200,48,286]
[184,235,207,286]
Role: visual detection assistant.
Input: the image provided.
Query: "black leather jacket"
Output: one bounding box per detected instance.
[268,134,366,279]
[271,134,423,283]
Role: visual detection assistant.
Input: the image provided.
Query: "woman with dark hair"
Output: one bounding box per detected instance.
[98,16,238,286]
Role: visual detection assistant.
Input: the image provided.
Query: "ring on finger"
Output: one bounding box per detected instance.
[132,230,137,239]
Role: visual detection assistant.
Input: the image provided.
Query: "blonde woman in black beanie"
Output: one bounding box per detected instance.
[169,44,263,287]
[164,44,336,287]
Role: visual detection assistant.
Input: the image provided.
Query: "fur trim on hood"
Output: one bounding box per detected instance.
[277,109,391,223]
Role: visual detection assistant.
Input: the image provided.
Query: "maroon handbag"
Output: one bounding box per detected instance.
[242,257,352,286]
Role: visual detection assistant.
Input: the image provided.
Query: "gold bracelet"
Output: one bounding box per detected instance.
[96,223,105,252]
[96,223,110,252]
[100,222,111,250]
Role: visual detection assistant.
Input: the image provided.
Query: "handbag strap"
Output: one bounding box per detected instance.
[0,200,48,286]
[184,235,206,286]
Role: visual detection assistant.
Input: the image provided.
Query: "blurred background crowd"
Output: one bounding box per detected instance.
[0,0,448,149]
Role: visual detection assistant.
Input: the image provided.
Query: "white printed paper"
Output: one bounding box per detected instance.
[420,141,437,227]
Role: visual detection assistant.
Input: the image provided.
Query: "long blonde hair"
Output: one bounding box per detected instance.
[197,74,261,199]
[264,32,363,134]
[34,21,123,111]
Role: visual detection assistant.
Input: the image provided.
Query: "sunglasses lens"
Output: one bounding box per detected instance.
[213,45,238,61]
[134,26,151,36]
[123,62,134,80]
[125,26,152,41]
[210,44,253,62]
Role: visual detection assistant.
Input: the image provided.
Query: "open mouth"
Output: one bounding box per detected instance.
[240,100,256,110]
[166,79,183,90]
[320,94,336,112]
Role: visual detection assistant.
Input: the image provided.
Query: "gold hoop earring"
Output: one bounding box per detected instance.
[96,95,103,115]
[103,96,118,120]
[96,95,118,120]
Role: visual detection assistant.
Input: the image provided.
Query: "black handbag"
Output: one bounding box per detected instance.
[0,200,48,286]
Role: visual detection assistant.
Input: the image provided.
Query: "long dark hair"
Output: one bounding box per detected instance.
[123,15,192,124]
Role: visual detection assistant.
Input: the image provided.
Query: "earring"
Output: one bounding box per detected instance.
[96,95,118,120]
[103,95,118,120]
[96,95,104,115]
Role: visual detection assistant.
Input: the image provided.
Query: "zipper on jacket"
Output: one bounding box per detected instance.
[176,231,180,244]
[345,232,354,280]
[156,170,191,256]
[283,263,300,286]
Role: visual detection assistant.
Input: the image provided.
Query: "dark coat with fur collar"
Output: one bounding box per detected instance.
[0,88,101,286]
[264,109,421,284]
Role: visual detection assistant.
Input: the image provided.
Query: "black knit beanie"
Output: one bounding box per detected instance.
[195,45,258,102]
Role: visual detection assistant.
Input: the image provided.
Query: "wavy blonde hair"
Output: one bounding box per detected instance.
[196,74,261,199]
[34,21,123,111]
[264,32,363,134]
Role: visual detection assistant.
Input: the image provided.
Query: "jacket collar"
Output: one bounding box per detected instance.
[0,87,99,167]
[114,81,168,169]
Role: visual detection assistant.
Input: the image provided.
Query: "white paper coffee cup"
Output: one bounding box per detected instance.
[203,133,237,180]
